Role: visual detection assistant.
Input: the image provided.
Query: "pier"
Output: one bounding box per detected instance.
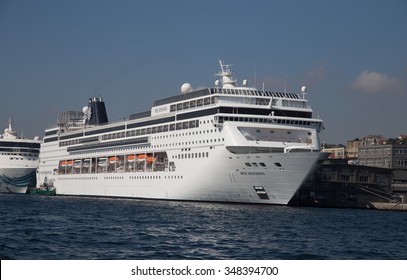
[370,202,407,211]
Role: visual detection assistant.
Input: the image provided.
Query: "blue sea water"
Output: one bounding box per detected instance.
[1,193,407,260]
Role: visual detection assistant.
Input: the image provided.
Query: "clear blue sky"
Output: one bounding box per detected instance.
[1,0,406,144]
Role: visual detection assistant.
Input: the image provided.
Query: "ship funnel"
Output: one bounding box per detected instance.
[86,97,108,125]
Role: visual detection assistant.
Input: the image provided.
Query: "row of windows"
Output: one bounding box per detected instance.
[151,121,217,140]
[359,147,407,157]
[9,157,36,161]
[245,162,267,167]
[59,175,184,180]
[169,94,275,115]
[1,152,38,157]
[104,176,124,180]
[170,96,216,112]
[322,174,376,183]
[216,116,317,127]
[0,142,40,148]
[59,119,201,147]
[152,138,223,149]
[395,160,407,167]
[58,177,98,180]
[124,120,200,138]
[152,131,217,141]
[359,148,392,156]
[129,175,183,180]
[281,100,309,109]
[173,152,210,160]
[358,159,391,166]
[394,148,407,154]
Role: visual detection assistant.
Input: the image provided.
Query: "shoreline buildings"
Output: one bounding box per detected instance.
[293,135,407,208]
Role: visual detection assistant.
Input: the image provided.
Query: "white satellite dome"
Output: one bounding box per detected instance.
[181,83,192,94]
[82,106,89,114]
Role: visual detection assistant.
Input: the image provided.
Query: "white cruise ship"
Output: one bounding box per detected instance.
[0,119,41,193]
[37,61,328,204]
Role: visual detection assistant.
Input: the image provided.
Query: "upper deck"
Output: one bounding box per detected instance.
[150,87,311,119]
[43,60,322,144]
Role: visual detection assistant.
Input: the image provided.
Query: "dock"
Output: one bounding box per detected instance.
[370,202,407,211]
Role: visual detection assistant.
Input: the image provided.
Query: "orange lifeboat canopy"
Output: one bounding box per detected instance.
[109,156,119,163]
[137,154,147,161]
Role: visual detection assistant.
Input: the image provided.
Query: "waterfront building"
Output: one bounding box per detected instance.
[345,138,362,159]
[300,135,407,207]
[358,143,407,201]
[358,144,407,169]
[291,159,395,208]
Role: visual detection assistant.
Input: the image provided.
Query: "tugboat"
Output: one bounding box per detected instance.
[30,176,56,196]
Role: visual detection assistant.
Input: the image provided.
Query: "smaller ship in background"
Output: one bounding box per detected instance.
[0,119,41,194]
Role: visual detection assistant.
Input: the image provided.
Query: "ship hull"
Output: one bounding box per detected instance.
[0,168,37,194]
[53,151,327,205]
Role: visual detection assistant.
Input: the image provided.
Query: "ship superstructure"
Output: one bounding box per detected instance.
[37,61,328,204]
[0,119,41,193]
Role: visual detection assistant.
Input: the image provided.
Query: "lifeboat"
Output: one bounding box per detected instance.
[73,160,82,168]
[137,154,147,162]
[147,157,155,164]
[97,158,107,167]
[109,156,119,164]
[60,160,68,167]
[67,160,73,166]
[82,159,91,168]
[127,155,136,162]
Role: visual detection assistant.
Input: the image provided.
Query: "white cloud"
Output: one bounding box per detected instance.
[352,71,403,94]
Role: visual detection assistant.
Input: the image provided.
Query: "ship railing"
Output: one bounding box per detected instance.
[211,88,301,100]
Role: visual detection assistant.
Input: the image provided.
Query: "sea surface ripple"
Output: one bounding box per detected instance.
[1,193,407,259]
